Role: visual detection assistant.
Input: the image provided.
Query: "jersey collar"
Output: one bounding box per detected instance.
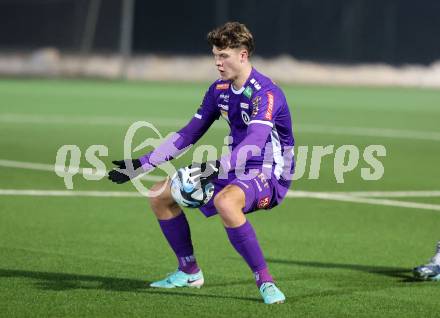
[230,67,256,95]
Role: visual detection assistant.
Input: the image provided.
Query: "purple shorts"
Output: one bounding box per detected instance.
[199,171,290,218]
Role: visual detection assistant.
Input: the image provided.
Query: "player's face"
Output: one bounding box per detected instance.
[212,46,247,81]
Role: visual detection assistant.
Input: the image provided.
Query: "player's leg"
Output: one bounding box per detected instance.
[148,179,203,288]
[213,184,246,227]
[413,241,440,281]
[214,184,272,285]
[214,183,285,304]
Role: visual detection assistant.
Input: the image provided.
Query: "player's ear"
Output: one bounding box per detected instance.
[240,49,248,63]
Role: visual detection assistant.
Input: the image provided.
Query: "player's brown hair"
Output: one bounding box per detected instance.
[207,22,255,56]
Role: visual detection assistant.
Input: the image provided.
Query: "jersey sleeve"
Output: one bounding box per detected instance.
[219,122,272,173]
[195,84,221,122]
[139,84,220,171]
[248,90,279,128]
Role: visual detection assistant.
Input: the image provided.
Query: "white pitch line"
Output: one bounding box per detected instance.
[0,159,55,172]
[0,159,164,182]
[0,113,188,128]
[5,160,440,198]
[298,124,440,142]
[2,159,440,211]
[1,113,440,141]
[285,191,440,211]
[0,189,143,198]
[1,188,440,212]
[326,191,440,198]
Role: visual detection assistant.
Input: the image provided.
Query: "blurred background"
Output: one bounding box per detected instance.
[1,0,440,86]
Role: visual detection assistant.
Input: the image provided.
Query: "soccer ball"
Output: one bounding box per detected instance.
[170,167,214,208]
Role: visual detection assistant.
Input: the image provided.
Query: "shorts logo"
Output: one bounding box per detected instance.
[265,92,274,120]
[240,102,249,109]
[216,83,229,90]
[257,173,269,188]
[257,196,270,209]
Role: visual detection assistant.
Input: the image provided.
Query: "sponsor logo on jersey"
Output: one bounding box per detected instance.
[217,104,229,110]
[216,83,229,90]
[257,196,270,209]
[265,92,274,120]
[241,110,250,125]
[243,86,253,99]
[219,93,229,102]
[251,96,261,117]
[240,102,249,109]
[250,78,261,90]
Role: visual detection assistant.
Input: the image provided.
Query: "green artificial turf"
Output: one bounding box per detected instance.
[0,78,439,317]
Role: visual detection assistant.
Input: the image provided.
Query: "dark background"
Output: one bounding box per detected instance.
[0,0,439,65]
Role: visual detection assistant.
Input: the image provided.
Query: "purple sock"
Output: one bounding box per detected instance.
[158,212,200,274]
[225,220,273,287]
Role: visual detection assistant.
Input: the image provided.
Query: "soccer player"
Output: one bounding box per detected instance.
[413,241,440,281]
[108,22,295,304]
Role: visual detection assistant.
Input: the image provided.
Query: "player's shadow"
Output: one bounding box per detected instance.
[0,268,147,292]
[265,258,419,282]
[0,269,259,302]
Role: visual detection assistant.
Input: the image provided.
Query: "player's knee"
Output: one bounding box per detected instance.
[214,185,245,216]
[213,191,227,213]
[148,180,175,210]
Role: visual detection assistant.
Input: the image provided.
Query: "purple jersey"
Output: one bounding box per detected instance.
[196,68,295,188]
[140,67,295,192]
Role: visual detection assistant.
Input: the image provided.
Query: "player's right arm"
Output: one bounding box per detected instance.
[108,85,220,184]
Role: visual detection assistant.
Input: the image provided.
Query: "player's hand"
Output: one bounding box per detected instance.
[188,160,220,182]
[108,159,142,184]
[176,161,219,193]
